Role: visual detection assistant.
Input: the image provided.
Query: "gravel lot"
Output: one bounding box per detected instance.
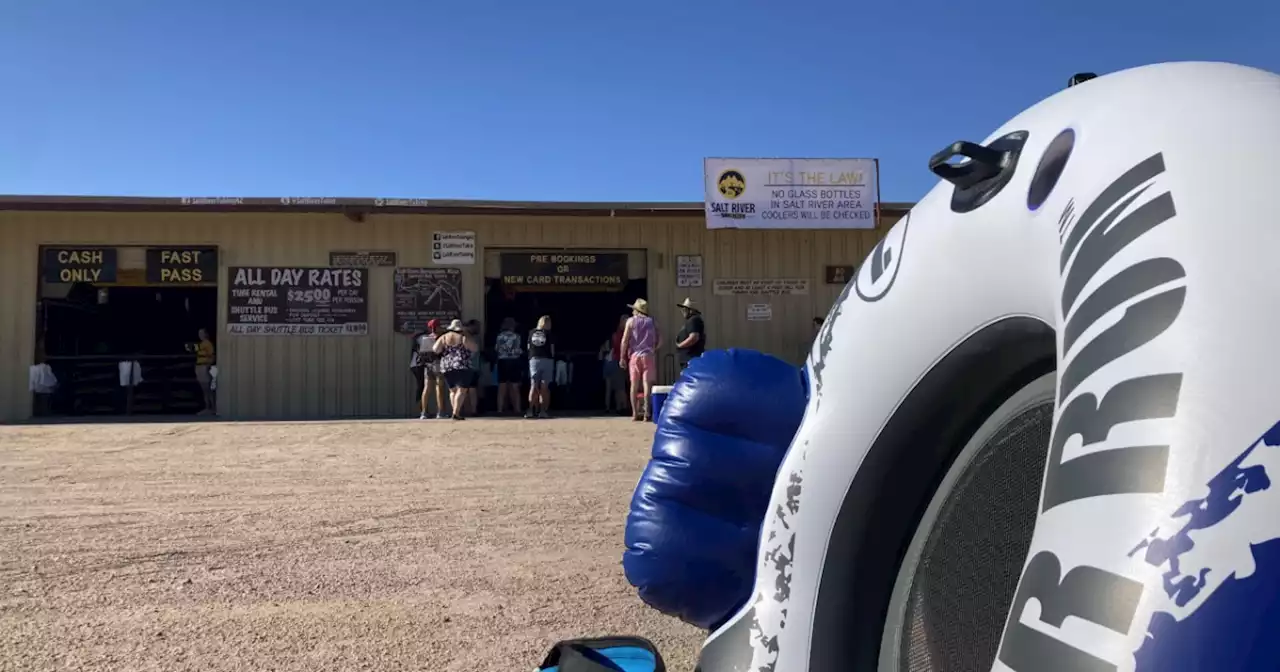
[0,419,704,672]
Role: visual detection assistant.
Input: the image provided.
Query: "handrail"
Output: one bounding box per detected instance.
[44,354,199,362]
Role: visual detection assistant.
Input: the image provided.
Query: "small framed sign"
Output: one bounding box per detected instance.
[825,265,855,285]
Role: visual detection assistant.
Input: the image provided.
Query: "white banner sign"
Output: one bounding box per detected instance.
[432,231,476,265]
[704,157,878,229]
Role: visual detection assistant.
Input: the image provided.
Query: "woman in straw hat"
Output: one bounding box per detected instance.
[619,298,661,421]
[432,318,478,420]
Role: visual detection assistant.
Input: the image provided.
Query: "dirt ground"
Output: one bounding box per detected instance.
[0,418,705,672]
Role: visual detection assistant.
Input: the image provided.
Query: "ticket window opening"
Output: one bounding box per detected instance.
[38,283,219,416]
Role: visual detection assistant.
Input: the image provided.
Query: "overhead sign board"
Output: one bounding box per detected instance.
[43,247,118,284]
[146,247,218,284]
[500,252,627,292]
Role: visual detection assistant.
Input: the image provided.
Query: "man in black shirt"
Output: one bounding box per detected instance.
[675,298,706,369]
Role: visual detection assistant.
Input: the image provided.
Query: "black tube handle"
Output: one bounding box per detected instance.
[928,141,1006,189]
[1068,72,1098,88]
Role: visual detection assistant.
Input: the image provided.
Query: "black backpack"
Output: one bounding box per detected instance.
[535,636,666,672]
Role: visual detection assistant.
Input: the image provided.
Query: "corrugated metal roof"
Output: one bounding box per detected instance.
[0,194,914,217]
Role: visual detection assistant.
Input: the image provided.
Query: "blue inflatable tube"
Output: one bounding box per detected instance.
[623,349,807,630]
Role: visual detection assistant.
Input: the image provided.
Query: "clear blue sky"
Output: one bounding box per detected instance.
[1,1,1275,203]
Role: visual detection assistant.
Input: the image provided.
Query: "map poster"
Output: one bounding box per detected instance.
[393,268,462,334]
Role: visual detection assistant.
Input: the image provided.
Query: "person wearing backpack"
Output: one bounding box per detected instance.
[494,317,524,415]
[526,315,555,419]
[409,319,447,419]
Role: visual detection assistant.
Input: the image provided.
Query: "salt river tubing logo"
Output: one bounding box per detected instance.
[997,152,1191,671]
[709,169,757,221]
[717,169,746,199]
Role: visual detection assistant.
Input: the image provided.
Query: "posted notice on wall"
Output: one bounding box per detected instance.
[713,278,810,296]
[676,254,703,288]
[704,158,878,230]
[746,304,773,321]
[226,267,369,336]
[432,231,476,265]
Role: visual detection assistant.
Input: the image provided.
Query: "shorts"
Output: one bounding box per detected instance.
[443,369,472,390]
[605,361,627,384]
[195,365,213,386]
[628,353,656,384]
[498,358,524,384]
[529,357,555,385]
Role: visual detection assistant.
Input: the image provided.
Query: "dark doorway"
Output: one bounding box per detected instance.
[38,285,219,416]
[484,277,647,413]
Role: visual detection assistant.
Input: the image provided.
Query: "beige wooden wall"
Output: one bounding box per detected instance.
[0,209,897,421]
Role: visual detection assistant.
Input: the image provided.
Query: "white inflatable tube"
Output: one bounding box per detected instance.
[696,62,1280,671]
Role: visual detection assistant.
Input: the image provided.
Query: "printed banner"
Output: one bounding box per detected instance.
[703,158,878,229]
[393,268,463,333]
[226,267,368,335]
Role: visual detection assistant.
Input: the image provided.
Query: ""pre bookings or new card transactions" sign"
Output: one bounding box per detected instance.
[703,158,879,230]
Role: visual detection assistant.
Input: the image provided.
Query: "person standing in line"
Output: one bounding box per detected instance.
[464,319,484,416]
[674,298,706,371]
[620,299,661,422]
[525,315,555,419]
[433,319,478,420]
[599,315,629,414]
[494,317,524,415]
[410,319,448,419]
[190,328,216,416]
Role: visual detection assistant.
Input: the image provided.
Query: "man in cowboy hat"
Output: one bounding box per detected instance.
[620,298,660,421]
[675,297,706,370]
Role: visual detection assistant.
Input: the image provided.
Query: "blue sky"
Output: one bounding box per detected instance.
[1,0,1275,203]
